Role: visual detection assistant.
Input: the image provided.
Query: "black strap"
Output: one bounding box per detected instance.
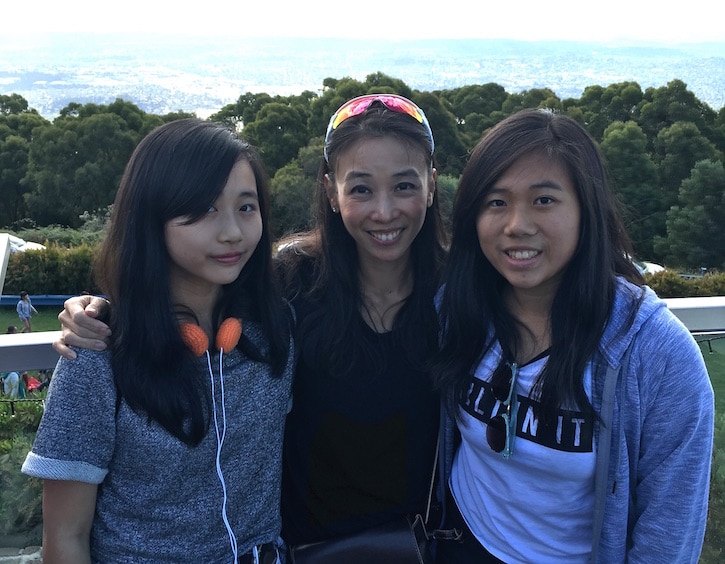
[238,542,278,564]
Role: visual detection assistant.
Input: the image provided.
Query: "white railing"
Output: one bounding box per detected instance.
[1,331,62,373]
[1,297,723,374]
[663,296,725,333]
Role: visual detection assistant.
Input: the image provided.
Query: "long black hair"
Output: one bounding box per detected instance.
[95,118,291,445]
[435,109,643,419]
[276,100,448,378]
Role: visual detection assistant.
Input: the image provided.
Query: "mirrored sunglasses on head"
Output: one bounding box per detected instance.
[323,94,435,162]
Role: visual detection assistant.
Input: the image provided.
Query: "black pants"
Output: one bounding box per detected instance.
[436,486,506,564]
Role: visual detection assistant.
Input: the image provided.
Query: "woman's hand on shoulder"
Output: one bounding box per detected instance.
[53,296,112,360]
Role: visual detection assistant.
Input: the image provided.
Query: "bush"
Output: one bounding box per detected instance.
[0,399,45,537]
[12,207,110,249]
[646,270,725,298]
[4,244,99,295]
[0,400,44,446]
[15,225,105,249]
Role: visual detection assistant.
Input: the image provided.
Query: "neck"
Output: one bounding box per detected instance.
[358,260,414,333]
[506,288,553,363]
[171,283,222,336]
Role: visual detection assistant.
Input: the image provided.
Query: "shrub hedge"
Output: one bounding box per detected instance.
[4,246,725,298]
[0,399,44,537]
[4,245,100,295]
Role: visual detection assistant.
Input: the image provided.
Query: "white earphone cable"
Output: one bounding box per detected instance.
[207,349,238,562]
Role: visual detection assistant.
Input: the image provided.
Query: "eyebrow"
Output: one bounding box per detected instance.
[529,180,564,190]
[490,180,564,192]
[343,167,422,182]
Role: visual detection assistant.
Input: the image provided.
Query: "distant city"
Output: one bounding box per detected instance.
[1,34,724,119]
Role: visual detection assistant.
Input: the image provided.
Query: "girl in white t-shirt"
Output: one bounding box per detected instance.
[434,109,713,563]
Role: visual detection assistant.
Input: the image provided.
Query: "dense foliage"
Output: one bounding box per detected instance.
[0,398,44,540]
[1,74,724,269]
[4,243,725,298]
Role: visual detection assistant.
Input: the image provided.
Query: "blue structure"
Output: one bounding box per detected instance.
[1,295,77,307]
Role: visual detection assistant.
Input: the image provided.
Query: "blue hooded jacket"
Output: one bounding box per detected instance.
[438,278,714,562]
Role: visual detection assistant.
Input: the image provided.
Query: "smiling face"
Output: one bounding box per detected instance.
[165,159,263,303]
[326,136,436,270]
[476,151,581,303]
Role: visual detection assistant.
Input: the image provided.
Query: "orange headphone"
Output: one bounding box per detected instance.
[178,316,244,559]
[179,318,243,356]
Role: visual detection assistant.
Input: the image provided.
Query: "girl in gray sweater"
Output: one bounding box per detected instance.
[23,119,294,563]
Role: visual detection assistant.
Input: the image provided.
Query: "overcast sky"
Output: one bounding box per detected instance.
[11,0,725,43]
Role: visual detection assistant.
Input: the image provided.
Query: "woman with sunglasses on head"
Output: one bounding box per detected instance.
[433,108,713,563]
[276,94,445,553]
[53,95,447,558]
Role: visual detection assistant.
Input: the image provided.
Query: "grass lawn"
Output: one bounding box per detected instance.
[0,306,62,334]
[699,335,725,412]
[694,335,724,563]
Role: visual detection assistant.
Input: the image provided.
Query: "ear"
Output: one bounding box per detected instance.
[427,168,438,207]
[324,173,339,211]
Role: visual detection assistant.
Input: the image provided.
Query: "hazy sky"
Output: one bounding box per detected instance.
[12,0,725,43]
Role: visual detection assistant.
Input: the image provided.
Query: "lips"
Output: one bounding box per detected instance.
[370,229,402,242]
[506,249,540,260]
[211,252,243,264]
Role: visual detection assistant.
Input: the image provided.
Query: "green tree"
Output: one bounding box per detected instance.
[159,110,195,124]
[442,83,507,122]
[0,93,29,115]
[713,105,725,154]
[297,138,325,178]
[0,112,49,142]
[569,82,643,140]
[269,137,324,238]
[24,108,141,226]
[0,135,30,227]
[654,159,725,269]
[308,78,362,139]
[415,92,467,177]
[23,122,82,226]
[269,160,316,238]
[638,79,718,148]
[0,96,47,227]
[242,102,311,176]
[600,82,643,124]
[600,121,663,259]
[435,173,458,234]
[501,88,561,116]
[654,121,720,210]
[439,83,507,148]
[211,92,275,129]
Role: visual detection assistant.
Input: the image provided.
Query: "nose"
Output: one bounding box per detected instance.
[370,193,398,222]
[503,204,536,237]
[219,210,243,243]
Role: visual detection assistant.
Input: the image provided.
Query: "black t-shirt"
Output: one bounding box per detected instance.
[281,291,440,545]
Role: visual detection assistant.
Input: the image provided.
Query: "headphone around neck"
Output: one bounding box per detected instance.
[179,318,243,356]
[177,316,244,560]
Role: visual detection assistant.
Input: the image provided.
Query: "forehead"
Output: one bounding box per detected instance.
[333,136,429,178]
[221,159,258,195]
[495,152,574,191]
